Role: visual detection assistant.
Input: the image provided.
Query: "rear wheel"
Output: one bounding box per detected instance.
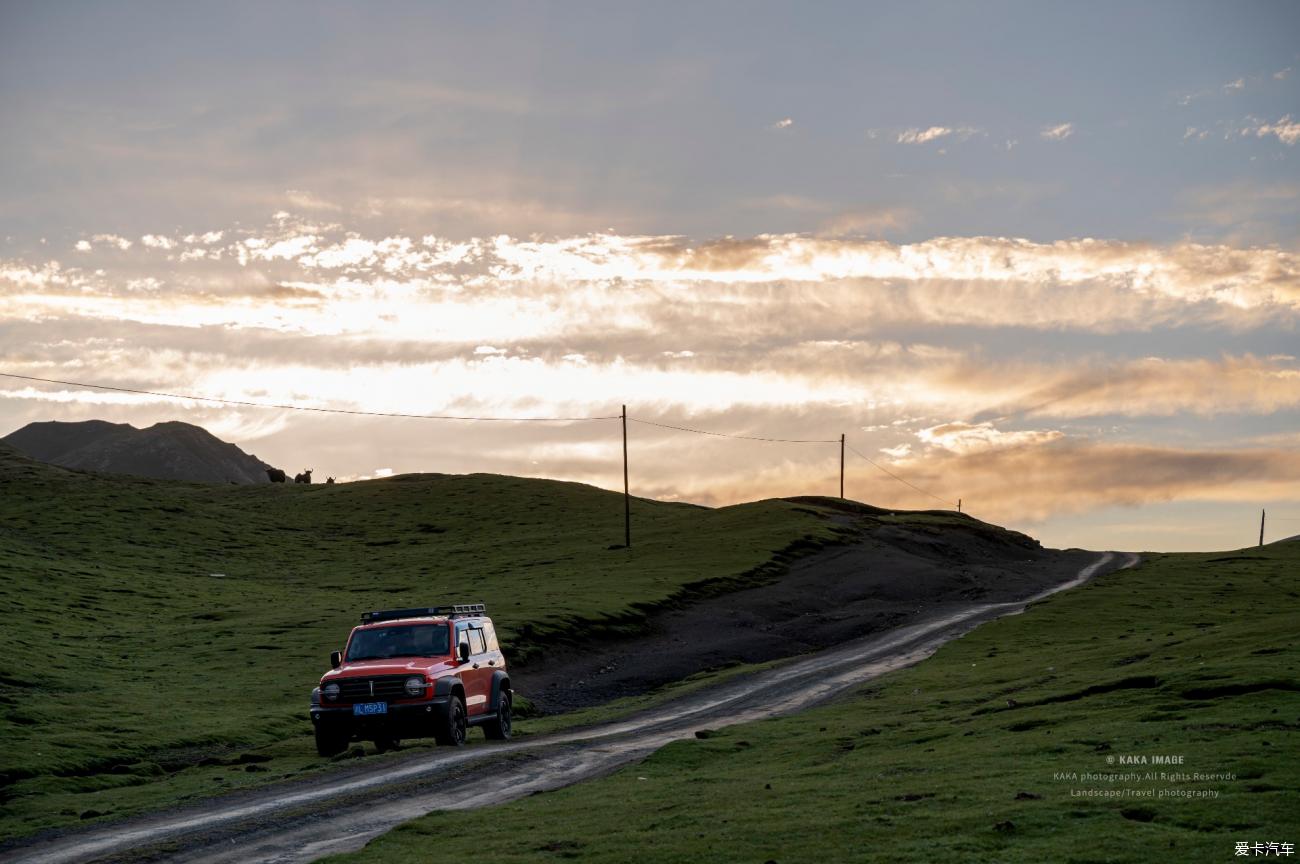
[434,695,467,746]
[314,724,348,757]
[483,689,512,740]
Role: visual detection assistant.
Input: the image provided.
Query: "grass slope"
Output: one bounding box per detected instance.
[0,445,840,840]
[329,545,1300,864]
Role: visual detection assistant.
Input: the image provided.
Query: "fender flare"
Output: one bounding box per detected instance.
[489,670,511,711]
[433,676,465,701]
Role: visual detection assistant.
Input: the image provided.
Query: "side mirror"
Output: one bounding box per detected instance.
[458,642,470,663]
[330,651,342,669]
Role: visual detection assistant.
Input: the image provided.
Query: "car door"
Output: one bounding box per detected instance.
[456,624,492,716]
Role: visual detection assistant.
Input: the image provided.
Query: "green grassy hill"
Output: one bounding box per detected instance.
[0,444,840,839]
[330,544,1300,864]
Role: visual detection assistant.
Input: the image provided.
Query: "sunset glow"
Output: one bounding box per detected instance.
[3,2,1298,550]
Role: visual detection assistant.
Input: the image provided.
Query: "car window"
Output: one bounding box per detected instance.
[467,628,487,656]
[482,622,500,652]
[346,624,450,661]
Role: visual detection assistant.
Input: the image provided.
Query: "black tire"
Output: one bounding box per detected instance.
[314,724,348,757]
[483,689,512,740]
[434,694,467,746]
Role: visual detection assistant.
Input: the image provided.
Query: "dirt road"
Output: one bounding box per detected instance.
[4,552,1138,864]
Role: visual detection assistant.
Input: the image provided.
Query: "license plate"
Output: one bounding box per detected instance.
[352,701,387,716]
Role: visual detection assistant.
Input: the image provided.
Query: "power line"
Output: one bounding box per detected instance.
[6,370,962,506]
[628,417,839,444]
[0,372,620,422]
[846,442,956,507]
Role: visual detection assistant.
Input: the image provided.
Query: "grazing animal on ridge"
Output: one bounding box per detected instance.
[294,469,313,484]
[325,476,335,485]
[266,468,287,483]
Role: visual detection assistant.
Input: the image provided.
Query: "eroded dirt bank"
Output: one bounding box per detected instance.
[514,499,1097,713]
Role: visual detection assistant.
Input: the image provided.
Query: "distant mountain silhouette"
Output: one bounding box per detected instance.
[2,420,274,484]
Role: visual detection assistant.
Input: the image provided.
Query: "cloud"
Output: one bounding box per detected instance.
[478,233,1300,313]
[879,438,1300,522]
[978,355,1300,420]
[898,126,953,144]
[185,231,225,244]
[771,118,794,130]
[141,234,177,250]
[609,430,1300,524]
[1039,122,1074,141]
[916,420,1063,454]
[6,221,1300,358]
[74,240,92,252]
[5,313,1298,529]
[1243,116,1300,146]
[1276,67,1293,80]
[896,126,981,145]
[5,218,1299,510]
[285,190,343,212]
[818,207,915,237]
[1178,73,1271,105]
[92,234,133,251]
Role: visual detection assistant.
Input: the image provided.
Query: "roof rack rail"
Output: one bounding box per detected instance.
[359,603,486,624]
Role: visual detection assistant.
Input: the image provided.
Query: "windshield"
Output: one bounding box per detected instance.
[346,624,450,662]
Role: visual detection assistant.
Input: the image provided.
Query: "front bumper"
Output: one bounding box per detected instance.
[309,696,452,732]
[309,696,450,726]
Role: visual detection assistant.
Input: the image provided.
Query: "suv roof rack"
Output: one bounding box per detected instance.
[359,604,486,624]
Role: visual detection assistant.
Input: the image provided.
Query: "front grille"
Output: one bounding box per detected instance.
[337,675,414,702]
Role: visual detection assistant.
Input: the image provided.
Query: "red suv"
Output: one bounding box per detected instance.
[308,604,511,756]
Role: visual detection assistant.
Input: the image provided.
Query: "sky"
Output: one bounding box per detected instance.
[2,1,1299,552]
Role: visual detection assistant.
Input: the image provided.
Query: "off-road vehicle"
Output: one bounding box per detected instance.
[308,603,511,756]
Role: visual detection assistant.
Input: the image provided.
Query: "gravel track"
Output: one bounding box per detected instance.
[3,552,1138,864]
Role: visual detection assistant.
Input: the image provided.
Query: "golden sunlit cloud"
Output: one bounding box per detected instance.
[4,216,1300,536]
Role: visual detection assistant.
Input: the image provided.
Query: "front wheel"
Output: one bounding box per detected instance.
[434,695,467,746]
[483,690,512,740]
[314,723,349,757]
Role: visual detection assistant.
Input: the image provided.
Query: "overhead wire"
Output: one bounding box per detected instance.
[628,415,956,508]
[0,372,620,422]
[3,371,961,506]
[845,442,956,507]
[627,416,839,444]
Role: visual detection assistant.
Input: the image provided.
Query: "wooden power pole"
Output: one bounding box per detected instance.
[839,434,845,499]
[622,405,631,548]
[1259,508,1265,547]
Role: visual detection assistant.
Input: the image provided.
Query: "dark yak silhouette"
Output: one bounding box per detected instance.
[294,469,313,484]
[325,476,335,484]
[266,468,287,483]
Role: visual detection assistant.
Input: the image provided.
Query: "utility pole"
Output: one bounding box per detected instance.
[1259,508,1265,547]
[839,434,845,499]
[958,498,962,514]
[622,404,631,548]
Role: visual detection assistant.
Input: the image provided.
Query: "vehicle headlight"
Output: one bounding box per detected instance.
[323,683,340,701]
[405,676,424,696]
